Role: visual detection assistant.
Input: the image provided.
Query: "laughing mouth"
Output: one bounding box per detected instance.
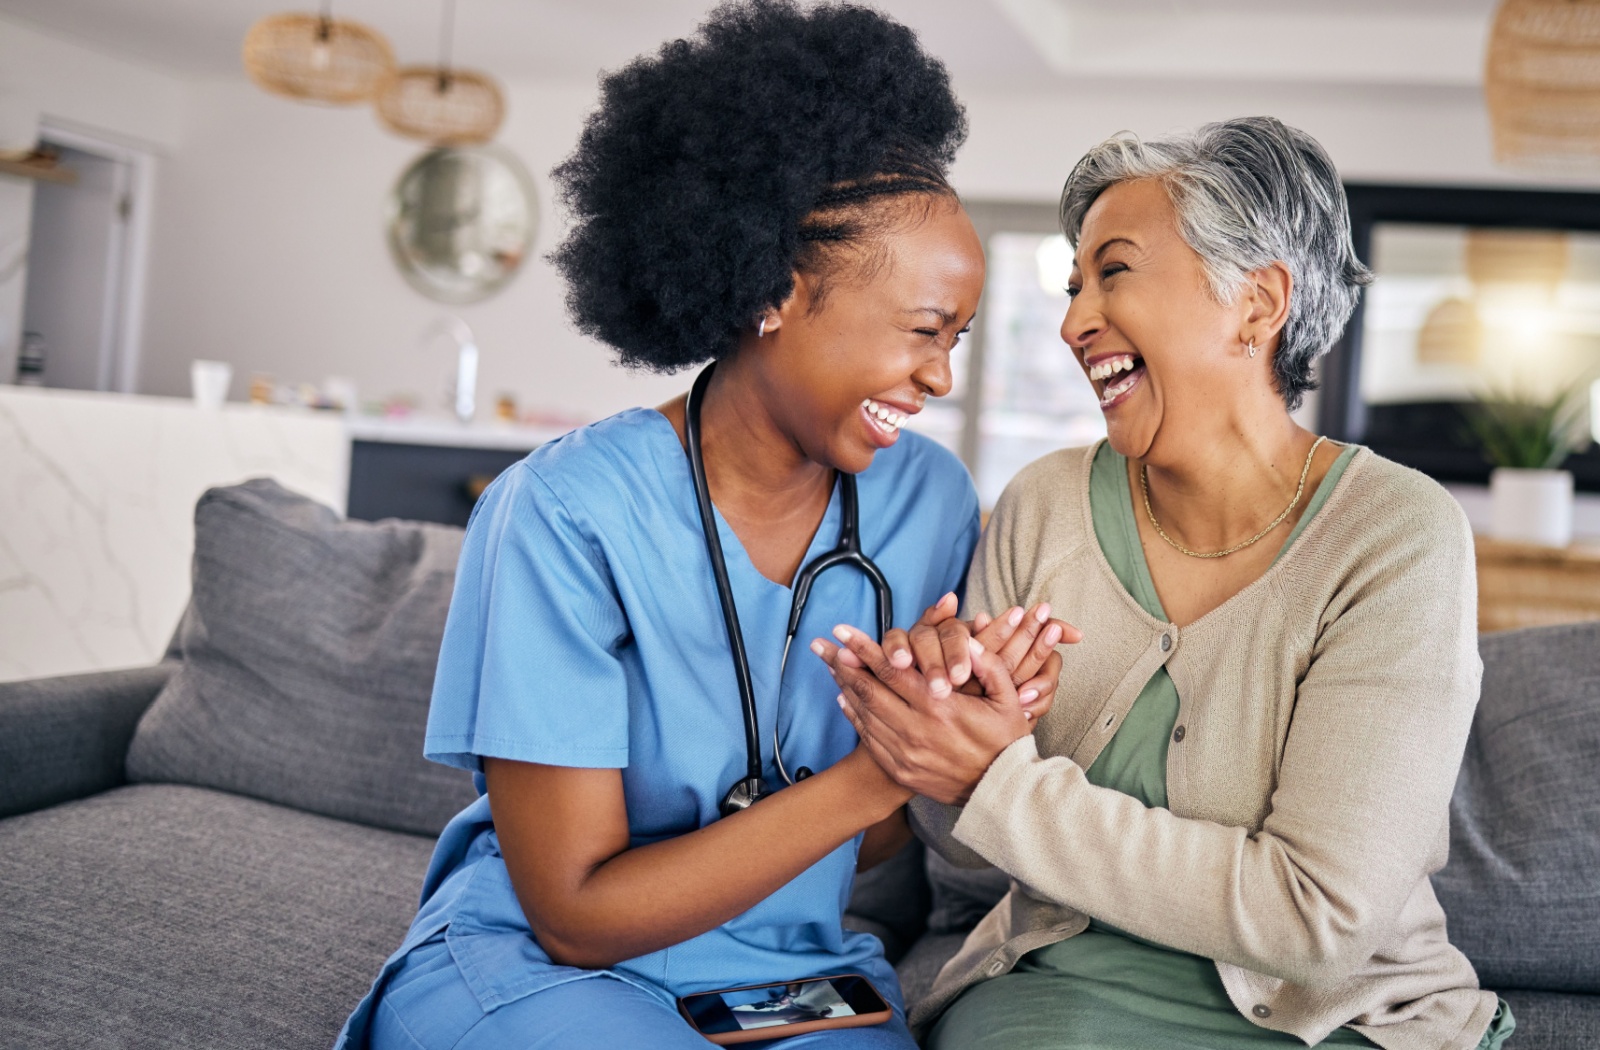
[1087,353,1145,408]
[862,398,910,434]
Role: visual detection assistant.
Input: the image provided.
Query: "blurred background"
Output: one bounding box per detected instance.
[4,0,1600,680]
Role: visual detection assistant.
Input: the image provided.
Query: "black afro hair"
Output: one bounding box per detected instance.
[550,0,968,373]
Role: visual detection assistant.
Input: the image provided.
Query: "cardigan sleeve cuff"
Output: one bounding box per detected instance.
[952,733,1057,866]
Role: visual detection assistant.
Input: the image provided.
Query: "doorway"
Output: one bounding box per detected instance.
[19,124,153,392]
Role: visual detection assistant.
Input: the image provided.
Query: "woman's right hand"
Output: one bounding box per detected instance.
[837,592,1080,719]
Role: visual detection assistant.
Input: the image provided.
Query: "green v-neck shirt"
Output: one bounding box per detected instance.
[928,441,1515,1050]
[1082,440,1358,812]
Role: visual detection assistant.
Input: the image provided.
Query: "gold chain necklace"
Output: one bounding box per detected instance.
[1141,435,1327,560]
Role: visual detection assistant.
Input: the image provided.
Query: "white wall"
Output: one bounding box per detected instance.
[951,79,1600,200]
[10,11,1600,425]
[0,16,185,383]
[134,72,1600,425]
[138,78,684,424]
[0,18,185,150]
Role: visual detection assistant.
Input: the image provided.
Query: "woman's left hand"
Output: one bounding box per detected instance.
[814,628,1031,805]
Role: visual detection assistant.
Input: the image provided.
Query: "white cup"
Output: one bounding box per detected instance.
[190,360,233,410]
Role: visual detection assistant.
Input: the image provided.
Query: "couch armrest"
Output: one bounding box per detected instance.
[0,663,176,819]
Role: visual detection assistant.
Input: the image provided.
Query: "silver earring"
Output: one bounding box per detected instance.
[758,317,767,338]
[1247,339,1257,359]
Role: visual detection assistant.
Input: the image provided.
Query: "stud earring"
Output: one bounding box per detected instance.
[1247,339,1257,359]
[758,317,767,338]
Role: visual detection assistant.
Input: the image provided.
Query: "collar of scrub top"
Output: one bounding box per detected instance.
[684,363,894,817]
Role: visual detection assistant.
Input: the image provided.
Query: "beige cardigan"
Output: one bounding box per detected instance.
[908,444,1497,1050]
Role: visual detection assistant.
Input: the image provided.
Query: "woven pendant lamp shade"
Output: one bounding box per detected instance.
[1486,0,1600,168]
[243,12,395,105]
[377,68,505,146]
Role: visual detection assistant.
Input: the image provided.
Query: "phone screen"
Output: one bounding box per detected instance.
[682,976,888,1035]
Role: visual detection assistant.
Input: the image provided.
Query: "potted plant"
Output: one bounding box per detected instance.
[1469,381,1591,547]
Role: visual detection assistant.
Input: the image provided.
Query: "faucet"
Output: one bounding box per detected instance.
[424,316,479,423]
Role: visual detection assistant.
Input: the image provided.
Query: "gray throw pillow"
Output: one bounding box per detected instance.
[925,849,1011,934]
[127,479,476,836]
[1433,621,1600,994]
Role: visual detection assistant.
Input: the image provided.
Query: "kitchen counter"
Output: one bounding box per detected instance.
[0,388,349,681]
[0,388,576,681]
[344,413,571,451]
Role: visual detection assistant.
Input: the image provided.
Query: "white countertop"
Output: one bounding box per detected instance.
[0,388,577,452]
[345,413,573,451]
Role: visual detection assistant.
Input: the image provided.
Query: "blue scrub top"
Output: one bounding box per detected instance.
[338,407,979,1044]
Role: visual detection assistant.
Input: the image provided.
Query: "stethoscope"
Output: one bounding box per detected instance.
[684,365,893,817]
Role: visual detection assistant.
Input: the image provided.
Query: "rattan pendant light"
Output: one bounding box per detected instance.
[242,2,395,105]
[1486,0,1600,168]
[375,0,505,146]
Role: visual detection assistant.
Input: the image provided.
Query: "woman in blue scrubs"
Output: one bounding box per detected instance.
[336,4,1067,1047]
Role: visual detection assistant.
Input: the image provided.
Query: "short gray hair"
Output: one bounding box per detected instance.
[1059,116,1373,412]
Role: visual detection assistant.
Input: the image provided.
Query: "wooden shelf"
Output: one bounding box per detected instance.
[0,156,76,185]
[1475,535,1600,633]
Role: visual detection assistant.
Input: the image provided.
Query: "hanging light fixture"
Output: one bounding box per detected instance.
[375,0,505,146]
[1485,0,1600,169]
[242,3,395,105]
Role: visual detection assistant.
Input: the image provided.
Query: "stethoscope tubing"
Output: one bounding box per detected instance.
[684,364,893,814]
[685,366,765,789]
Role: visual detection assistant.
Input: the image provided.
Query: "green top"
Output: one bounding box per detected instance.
[928,441,1515,1050]
[1082,440,1357,816]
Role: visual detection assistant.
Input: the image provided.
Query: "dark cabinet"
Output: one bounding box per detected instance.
[346,440,532,526]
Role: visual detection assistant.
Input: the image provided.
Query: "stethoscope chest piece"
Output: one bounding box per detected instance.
[685,365,889,819]
[720,776,768,815]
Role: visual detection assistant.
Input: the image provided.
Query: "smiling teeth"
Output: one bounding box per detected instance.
[862,399,908,431]
[1088,355,1139,382]
[1099,369,1141,405]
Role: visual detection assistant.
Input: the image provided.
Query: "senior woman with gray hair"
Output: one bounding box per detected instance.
[815,117,1514,1048]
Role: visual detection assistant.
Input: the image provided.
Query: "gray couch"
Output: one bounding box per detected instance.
[2,479,1597,1049]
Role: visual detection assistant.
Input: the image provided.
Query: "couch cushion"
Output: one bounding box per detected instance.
[126,479,476,836]
[0,784,432,1050]
[1433,621,1600,993]
[844,838,932,963]
[925,850,1010,934]
[1497,991,1600,1050]
[895,931,969,1010]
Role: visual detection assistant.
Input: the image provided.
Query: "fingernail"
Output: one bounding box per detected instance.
[1036,603,1052,623]
[1044,624,1062,646]
[1020,688,1039,703]
[1024,711,1033,721]
[833,626,853,642]
[930,677,949,697]
[810,640,826,657]
[837,693,846,710]
[891,649,912,669]
[967,637,984,656]
[943,591,957,606]
[1007,607,1024,627]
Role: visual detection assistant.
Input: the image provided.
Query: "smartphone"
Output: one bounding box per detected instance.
[677,974,893,1045]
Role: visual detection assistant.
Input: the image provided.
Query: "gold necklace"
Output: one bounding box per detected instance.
[1141,435,1327,560]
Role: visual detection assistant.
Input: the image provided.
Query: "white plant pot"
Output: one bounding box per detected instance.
[1489,467,1574,547]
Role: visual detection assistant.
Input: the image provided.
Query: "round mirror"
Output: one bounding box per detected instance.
[386,145,537,304]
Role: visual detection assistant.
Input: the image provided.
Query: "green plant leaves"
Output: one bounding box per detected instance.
[1469,379,1592,470]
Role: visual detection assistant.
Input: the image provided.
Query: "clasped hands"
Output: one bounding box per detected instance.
[810,593,1081,806]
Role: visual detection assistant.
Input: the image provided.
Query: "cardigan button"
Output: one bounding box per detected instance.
[1172,724,1186,743]
[1252,1004,1273,1019]
[1160,633,1172,652]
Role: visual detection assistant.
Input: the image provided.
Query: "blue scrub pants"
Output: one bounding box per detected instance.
[370,936,917,1050]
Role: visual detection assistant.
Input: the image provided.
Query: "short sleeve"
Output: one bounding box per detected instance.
[424,461,631,772]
